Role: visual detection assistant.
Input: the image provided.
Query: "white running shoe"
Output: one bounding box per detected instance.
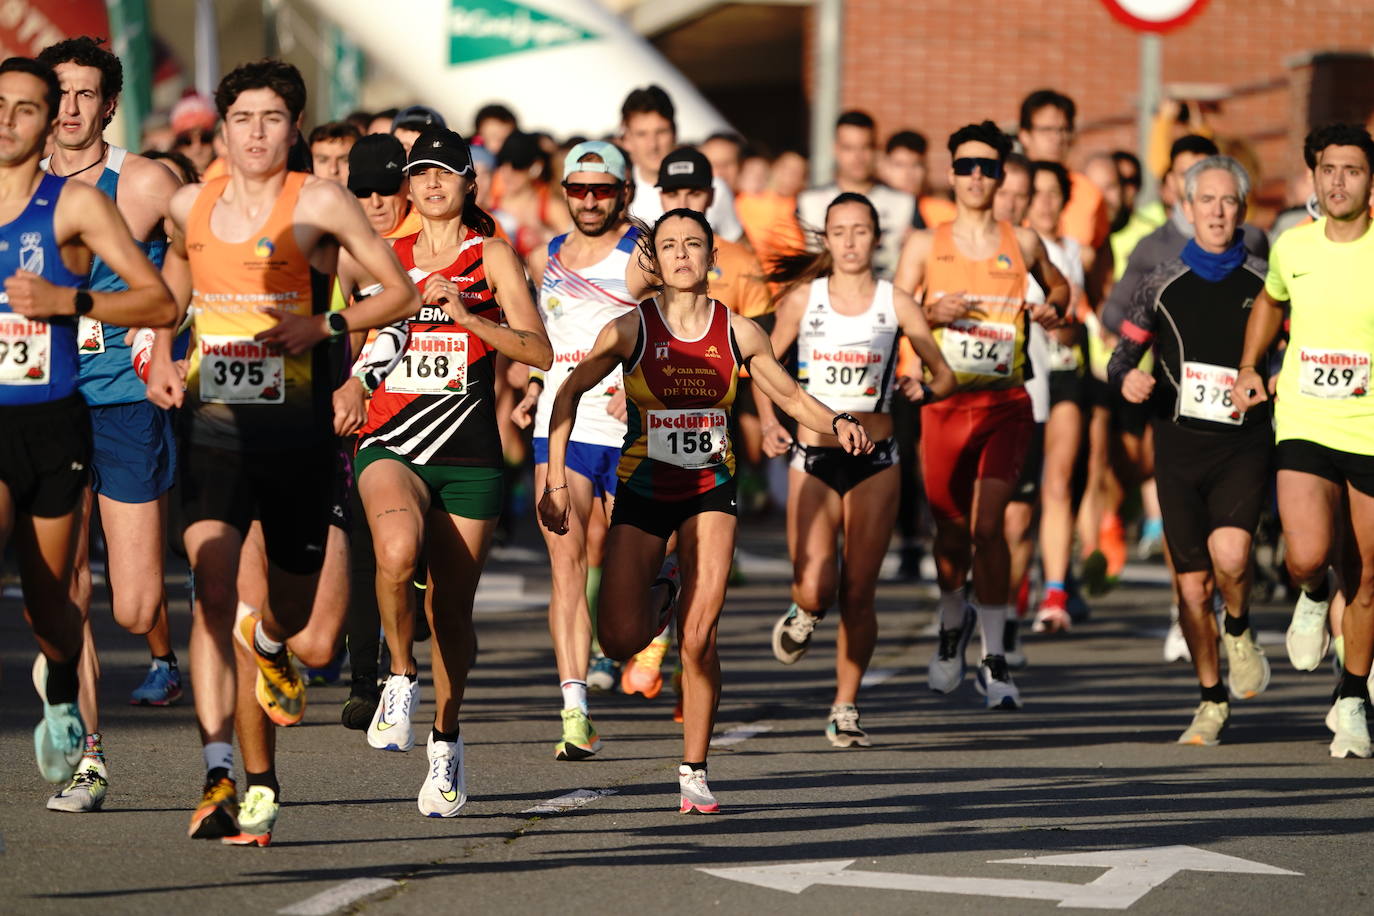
[46,758,108,812]
[927,605,974,694]
[826,704,871,748]
[772,604,822,665]
[1163,606,1191,663]
[678,764,718,814]
[368,674,418,752]
[418,733,466,816]
[1222,629,1271,700]
[1288,579,1332,671]
[1326,697,1373,759]
[1178,701,1230,746]
[975,655,1022,710]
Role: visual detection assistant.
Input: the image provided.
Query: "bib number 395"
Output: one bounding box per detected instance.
[198,335,284,404]
[1298,348,1369,399]
[647,408,729,469]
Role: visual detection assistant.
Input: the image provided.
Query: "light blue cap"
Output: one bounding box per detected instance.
[562,140,627,182]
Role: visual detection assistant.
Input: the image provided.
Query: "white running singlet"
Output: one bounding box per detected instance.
[796,276,900,414]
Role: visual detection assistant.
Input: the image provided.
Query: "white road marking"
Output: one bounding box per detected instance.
[711,722,773,747]
[522,787,617,815]
[277,878,400,916]
[701,845,1300,910]
[860,667,899,688]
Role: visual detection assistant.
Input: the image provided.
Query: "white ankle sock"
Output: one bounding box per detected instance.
[203,741,233,775]
[253,621,284,656]
[938,587,967,630]
[561,679,588,712]
[978,604,1009,657]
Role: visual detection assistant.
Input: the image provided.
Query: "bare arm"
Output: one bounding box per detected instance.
[1017,226,1068,327]
[751,283,806,456]
[1231,289,1286,411]
[892,286,956,399]
[436,238,551,370]
[893,229,930,296]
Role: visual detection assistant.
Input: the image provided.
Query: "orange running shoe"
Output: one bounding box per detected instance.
[1100,514,1127,579]
[188,776,238,839]
[235,613,306,727]
[622,639,669,699]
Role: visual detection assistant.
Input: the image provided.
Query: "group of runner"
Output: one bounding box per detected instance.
[4,37,1374,840]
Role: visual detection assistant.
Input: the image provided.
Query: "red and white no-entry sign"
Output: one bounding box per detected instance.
[1100,0,1210,32]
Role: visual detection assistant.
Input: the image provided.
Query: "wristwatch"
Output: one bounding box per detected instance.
[831,411,860,435]
[326,311,349,337]
[74,290,94,316]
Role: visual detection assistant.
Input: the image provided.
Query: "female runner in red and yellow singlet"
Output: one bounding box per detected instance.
[539,209,873,813]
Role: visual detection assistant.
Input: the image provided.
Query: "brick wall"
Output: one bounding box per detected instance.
[818,0,1374,207]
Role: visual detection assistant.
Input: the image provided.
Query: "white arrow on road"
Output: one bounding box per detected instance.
[699,845,1300,910]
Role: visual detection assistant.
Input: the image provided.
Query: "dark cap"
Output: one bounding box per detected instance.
[496,131,542,170]
[347,133,406,196]
[392,105,447,132]
[405,127,475,177]
[656,146,713,190]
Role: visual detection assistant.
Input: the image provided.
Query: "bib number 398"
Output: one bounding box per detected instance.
[942,320,1015,377]
[1180,361,1241,425]
[198,335,284,404]
[1298,348,1369,399]
[647,408,729,469]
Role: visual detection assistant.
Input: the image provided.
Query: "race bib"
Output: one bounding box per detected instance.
[647,408,729,469]
[77,316,104,355]
[0,314,51,385]
[807,350,884,401]
[1048,338,1079,373]
[942,320,1015,377]
[198,335,284,404]
[1179,361,1242,425]
[1298,348,1370,400]
[388,332,468,395]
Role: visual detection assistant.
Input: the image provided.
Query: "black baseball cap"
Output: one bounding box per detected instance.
[656,146,713,190]
[392,105,447,132]
[347,133,406,196]
[405,127,475,177]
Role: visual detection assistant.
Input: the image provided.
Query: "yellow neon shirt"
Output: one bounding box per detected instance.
[1267,218,1374,455]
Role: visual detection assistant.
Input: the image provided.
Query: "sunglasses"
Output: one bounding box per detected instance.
[562,181,620,200]
[175,128,215,146]
[351,186,400,199]
[952,157,1003,179]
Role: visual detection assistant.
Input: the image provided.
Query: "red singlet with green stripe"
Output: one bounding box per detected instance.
[619,298,740,500]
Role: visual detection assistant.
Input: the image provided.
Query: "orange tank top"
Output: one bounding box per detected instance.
[185,171,336,450]
[926,220,1030,392]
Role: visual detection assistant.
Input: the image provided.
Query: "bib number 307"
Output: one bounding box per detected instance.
[1298,348,1369,399]
[198,335,284,404]
[647,408,729,469]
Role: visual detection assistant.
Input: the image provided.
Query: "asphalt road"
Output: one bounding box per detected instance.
[1,518,1370,915]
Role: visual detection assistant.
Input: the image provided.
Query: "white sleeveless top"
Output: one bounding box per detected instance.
[533,227,642,447]
[797,276,901,414]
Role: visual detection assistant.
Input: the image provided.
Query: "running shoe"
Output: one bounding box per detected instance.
[1178,701,1230,746]
[1222,628,1271,700]
[975,655,1022,710]
[418,733,466,817]
[188,776,238,839]
[678,764,718,814]
[771,604,823,665]
[1100,515,1127,580]
[1287,578,1332,671]
[1163,605,1192,663]
[586,654,618,692]
[1137,516,1165,560]
[554,708,601,761]
[826,704,871,748]
[927,605,974,694]
[47,758,108,813]
[622,638,669,699]
[129,659,183,706]
[1080,549,1112,597]
[1326,697,1372,759]
[234,613,306,727]
[1032,589,1072,634]
[341,678,380,731]
[31,655,85,784]
[222,785,279,846]
[1004,618,1027,669]
[304,646,348,686]
[368,673,419,752]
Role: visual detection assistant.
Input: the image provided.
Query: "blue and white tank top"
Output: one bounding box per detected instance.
[0,172,84,405]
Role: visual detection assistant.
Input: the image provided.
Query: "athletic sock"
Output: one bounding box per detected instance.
[681,760,706,772]
[253,622,284,657]
[204,742,234,779]
[246,768,280,797]
[155,652,179,669]
[1044,580,1066,596]
[44,654,80,705]
[83,732,105,763]
[1305,573,1331,603]
[1223,612,1250,637]
[561,679,589,712]
[977,604,1009,658]
[937,587,967,630]
[1199,682,1228,704]
[1339,669,1371,701]
[432,726,460,743]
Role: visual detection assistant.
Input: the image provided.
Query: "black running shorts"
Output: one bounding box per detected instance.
[611,479,737,541]
[1276,439,1374,498]
[0,394,91,517]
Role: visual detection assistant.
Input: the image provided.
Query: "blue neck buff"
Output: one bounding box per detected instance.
[1182,234,1246,282]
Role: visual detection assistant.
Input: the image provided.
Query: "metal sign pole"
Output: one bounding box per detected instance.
[810,0,843,187]
[1138,32,1162,205]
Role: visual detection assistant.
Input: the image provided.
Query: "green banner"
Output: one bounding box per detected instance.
[448,0,599,65]
[327,25,364,120]
[105,0,153,150]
